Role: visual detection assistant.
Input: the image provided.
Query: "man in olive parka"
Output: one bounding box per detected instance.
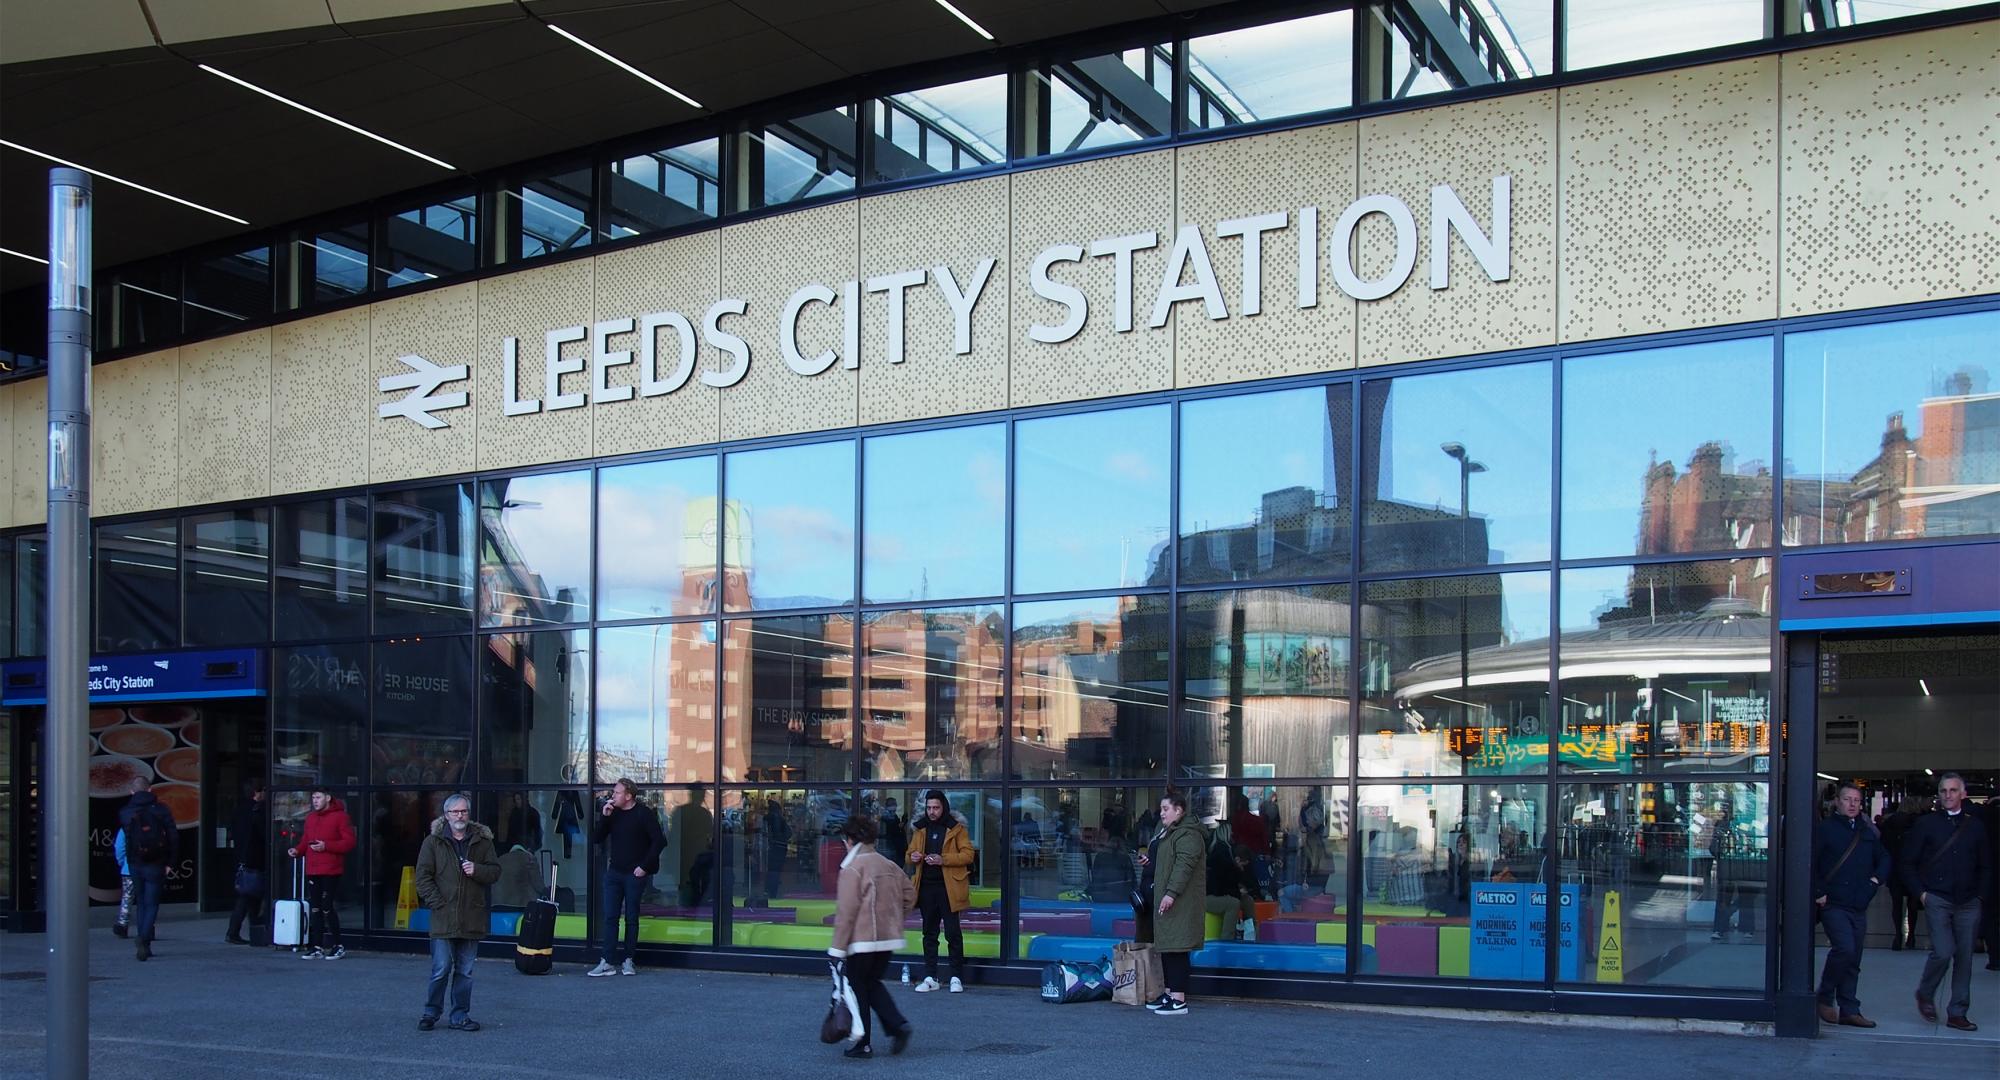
[414,793,502,1032]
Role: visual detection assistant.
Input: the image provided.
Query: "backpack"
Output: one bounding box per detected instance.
[128,804,172,865]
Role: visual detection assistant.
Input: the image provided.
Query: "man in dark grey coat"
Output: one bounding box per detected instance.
[1898,772,1990,1031]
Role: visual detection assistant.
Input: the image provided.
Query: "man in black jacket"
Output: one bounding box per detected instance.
[224,780,268,945]
[588,779,665,978]
[117,777,178,962]
[1898,772,1990,1031]
[1812,783,1889,1027]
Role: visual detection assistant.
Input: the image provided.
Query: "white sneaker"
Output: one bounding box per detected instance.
[912,976,941,993]
[587,960,617,977]
[323,946,346,960]
[620,959,636,976]
[300,946,324,960]
[948,977,963,993]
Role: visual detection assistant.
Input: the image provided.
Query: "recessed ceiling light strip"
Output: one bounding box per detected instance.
[1,245,50,265]
[547,24,703,109]
[933,0,994,40]
[0,138,249,225]
[199,64,455,170]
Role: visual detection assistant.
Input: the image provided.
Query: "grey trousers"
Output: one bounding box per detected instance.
[1917,895,1981,1019]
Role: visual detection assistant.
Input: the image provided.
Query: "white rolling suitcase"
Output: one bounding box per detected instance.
[272,858,308,950]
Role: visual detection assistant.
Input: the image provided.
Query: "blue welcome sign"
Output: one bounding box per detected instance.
[1,648,265,705]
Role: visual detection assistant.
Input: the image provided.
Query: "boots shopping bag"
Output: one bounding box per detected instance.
[1110,941,1164,1006]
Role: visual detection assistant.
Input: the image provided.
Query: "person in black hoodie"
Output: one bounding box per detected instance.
[224,779,268,945]
[587,779,665,978]
[1898,772,1991,1031]
[1811,783,1889,1028]
[1880,796,1927,949]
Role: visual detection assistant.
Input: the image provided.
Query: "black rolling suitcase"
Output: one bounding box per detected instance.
[515,853,558,975]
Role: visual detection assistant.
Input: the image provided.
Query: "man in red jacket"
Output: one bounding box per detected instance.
[287,787,357,959]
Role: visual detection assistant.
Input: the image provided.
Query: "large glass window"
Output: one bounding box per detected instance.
[1362,362,1552,572]
[1180,586,1352,780]
[859,606,1005,781]
[379,192,479,289]
[605,137,722,237]
[290,220,371,308]
[1362,1,1546,102]
[1182,386,1353,584]
[478,470,592,627]
[13,535,46,657]
[1356,781,1554,981]
[1009,784,1160,952]
[487,789,592,938]
[373,483,475,633]
[108,263,181,350]
[1557,561,1771,775]
[1564,0,1764,70]
[1564,339,1773,560]
[1173,782,1355,972]
[272,789,364,925]
[1021,43,1173,158]
[183,244,273,336]
[0,540,12,659]
[1185,12,1352,130]
[722,615,854,783]
[594,621,719,785]
[275,496,369,641]
[1359,572,1553,777]
[273,643,369,787]
[184,509,270,646]
[1015,405,1171,595]
[506,164,596,261]
[372,636,474,786]
[1558,780,1770,988]
[1802,0,1989,31]
[868,75,1008,184]
[95,519,178,652]
[744,107,857,210]
[1783,309,1999,545]
[481,630,589,785]
[863,424,1005,604]
[725,441,855,612]
[597,456,718,621]
[722,786,847,947]
[1011,596,1169,780]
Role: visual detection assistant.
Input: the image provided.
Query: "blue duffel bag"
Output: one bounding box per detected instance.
[1040,958,1112,1004]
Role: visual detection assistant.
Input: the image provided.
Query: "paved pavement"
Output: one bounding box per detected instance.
[2,919,1997,1080]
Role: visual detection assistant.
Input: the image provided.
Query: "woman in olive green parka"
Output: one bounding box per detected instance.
[1144,791,1206,1015]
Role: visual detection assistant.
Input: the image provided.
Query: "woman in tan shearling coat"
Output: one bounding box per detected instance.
[829,815,916,1058]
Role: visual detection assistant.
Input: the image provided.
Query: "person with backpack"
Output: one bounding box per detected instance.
[286,786,357,960]
[111,827,133,939]
[117,776,178,962]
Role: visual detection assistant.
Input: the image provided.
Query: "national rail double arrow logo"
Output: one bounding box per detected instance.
[378,353,469,429]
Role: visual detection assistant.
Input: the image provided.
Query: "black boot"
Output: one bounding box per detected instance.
[135,940,151,962]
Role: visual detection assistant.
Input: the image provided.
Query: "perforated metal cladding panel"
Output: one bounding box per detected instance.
[719,199,860,442]
[0,378,20,529]
[1174,125,1358,387]
[1010,149,1174,407]
[1781,24,2000,317]
[178,329,271,507]
[1559,56,1779,342]
[476,258,594,471]
[371,282,476,485]
[591,231,721,457]
[272,307,369,496]
[7,380,41,526]
[1359,92,1556,367]
[859,175,1009,426]
[92,348,181,517]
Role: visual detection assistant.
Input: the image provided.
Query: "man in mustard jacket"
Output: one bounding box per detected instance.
[904,788,973,993]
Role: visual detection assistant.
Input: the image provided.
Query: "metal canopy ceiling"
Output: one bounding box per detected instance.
[0,0,1234,295]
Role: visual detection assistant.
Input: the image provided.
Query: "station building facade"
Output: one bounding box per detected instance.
[1,1,1996,1036]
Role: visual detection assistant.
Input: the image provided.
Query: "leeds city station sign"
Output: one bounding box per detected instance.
[379,178,1512,429]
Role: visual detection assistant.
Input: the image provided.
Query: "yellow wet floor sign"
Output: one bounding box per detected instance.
[1597,889,1622,983]
[395,866,417,929]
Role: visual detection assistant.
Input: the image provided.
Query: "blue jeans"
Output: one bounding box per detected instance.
[600,869,647,963]
[1816,904,1866,1017]
[425,937,478,1024]
[130,865,164,945]
[1918,895,1982,1019]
